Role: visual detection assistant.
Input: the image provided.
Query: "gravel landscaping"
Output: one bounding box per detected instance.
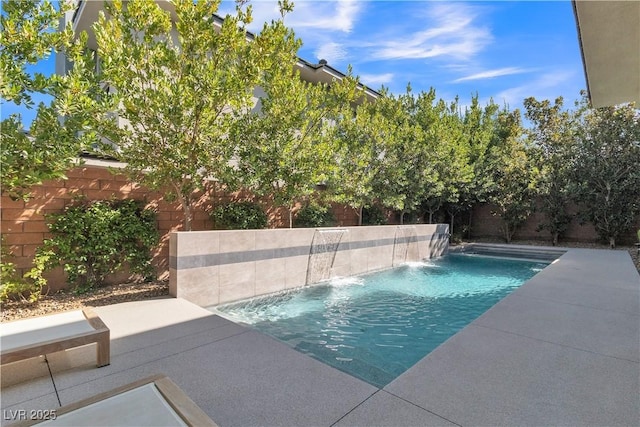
[1,280,169,323]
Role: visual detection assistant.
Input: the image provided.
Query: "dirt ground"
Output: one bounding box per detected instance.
[1,280,169,322]
[2,240,638,323]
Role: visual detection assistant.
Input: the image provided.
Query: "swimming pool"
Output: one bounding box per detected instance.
[214,254,549,387]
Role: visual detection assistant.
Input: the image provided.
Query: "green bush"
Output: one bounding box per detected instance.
[362,205,387,225]
[28,199,158,294]
[294,203,336,228]
[0,243,43,302]
[211,201,268,230]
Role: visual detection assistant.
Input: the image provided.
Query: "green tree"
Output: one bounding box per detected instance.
[1,0,100,198]
[411,89,448,224]
[330,90,397,225]
[94,0,300,230]
[232,27,360,227]
[572,100,640,248]
[381,87,438,225]
[439,97,475,236]
[460,95,499,237]
[488,109,536,243]
[524,96,576,246]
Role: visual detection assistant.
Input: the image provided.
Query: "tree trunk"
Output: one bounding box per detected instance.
[358,205,363,226]
[552,232,559,246]
[185,206,193,231]
[609,236,616,249]
[428,211,434,224]
[449,212,455,237]
[177,193,193,231]
[399,211,405,225]
[289,208,293,229]
[86,262,97,288]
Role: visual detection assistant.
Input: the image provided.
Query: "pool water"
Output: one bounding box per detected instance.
[215,254,549,387]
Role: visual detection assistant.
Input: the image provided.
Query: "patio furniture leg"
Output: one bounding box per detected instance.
[83,308,111,367]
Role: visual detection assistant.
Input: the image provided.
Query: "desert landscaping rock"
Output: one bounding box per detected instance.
[1,280,169,322]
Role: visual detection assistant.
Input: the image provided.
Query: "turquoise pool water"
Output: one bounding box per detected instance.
[215,254,549,387]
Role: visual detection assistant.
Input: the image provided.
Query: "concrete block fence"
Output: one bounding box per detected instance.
[169,224,449,307]
[6,161,635,295]
[0,161,208,290]
[0,161,361,291]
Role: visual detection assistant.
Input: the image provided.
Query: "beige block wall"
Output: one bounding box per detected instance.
[170,224,449,307]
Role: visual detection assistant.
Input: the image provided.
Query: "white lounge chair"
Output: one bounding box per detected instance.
[1,308,110,368]
[11,375,217,426]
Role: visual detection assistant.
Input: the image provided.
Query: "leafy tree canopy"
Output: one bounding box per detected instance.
[330,89,403,224]
[94,0,308,230]
[524,96,576,245]
[1,0,101,198]
[572,98,640,247]
[488,108,537,243]
[232,22,360,227]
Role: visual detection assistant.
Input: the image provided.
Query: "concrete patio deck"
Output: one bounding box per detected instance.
[1,248,638,426]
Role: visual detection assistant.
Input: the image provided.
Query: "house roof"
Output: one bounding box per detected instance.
[70,0,379,102]
[573,0,640,108]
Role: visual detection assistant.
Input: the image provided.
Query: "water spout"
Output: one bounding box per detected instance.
[306,229,347,285]
[393,225,418,266]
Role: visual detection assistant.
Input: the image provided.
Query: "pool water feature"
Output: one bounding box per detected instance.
[306,229,347,285]
[214,254,550,387]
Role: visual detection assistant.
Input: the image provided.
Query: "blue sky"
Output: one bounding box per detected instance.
[4,0,585,127]
[222,0,585,111]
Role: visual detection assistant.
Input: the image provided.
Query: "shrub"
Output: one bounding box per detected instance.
[294,203,336,228]
[28,199,158,293]
[362,205,387,225]
[0,243,43,302]
[211,201,268,230]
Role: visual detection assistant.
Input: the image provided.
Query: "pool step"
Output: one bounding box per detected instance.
[450,243,566,262]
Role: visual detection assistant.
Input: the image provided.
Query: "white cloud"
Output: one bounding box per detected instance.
[368,3,492,61]
[289,0,363,33]
[314,42,348,63]
[218,1,364,66]
[246,1,283,29]
[359,72,394,87]
[495,70,576,107]
[453,67,531,83]
[218,1,363,34]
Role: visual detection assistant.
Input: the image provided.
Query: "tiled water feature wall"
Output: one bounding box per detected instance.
[169,224,449,307]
